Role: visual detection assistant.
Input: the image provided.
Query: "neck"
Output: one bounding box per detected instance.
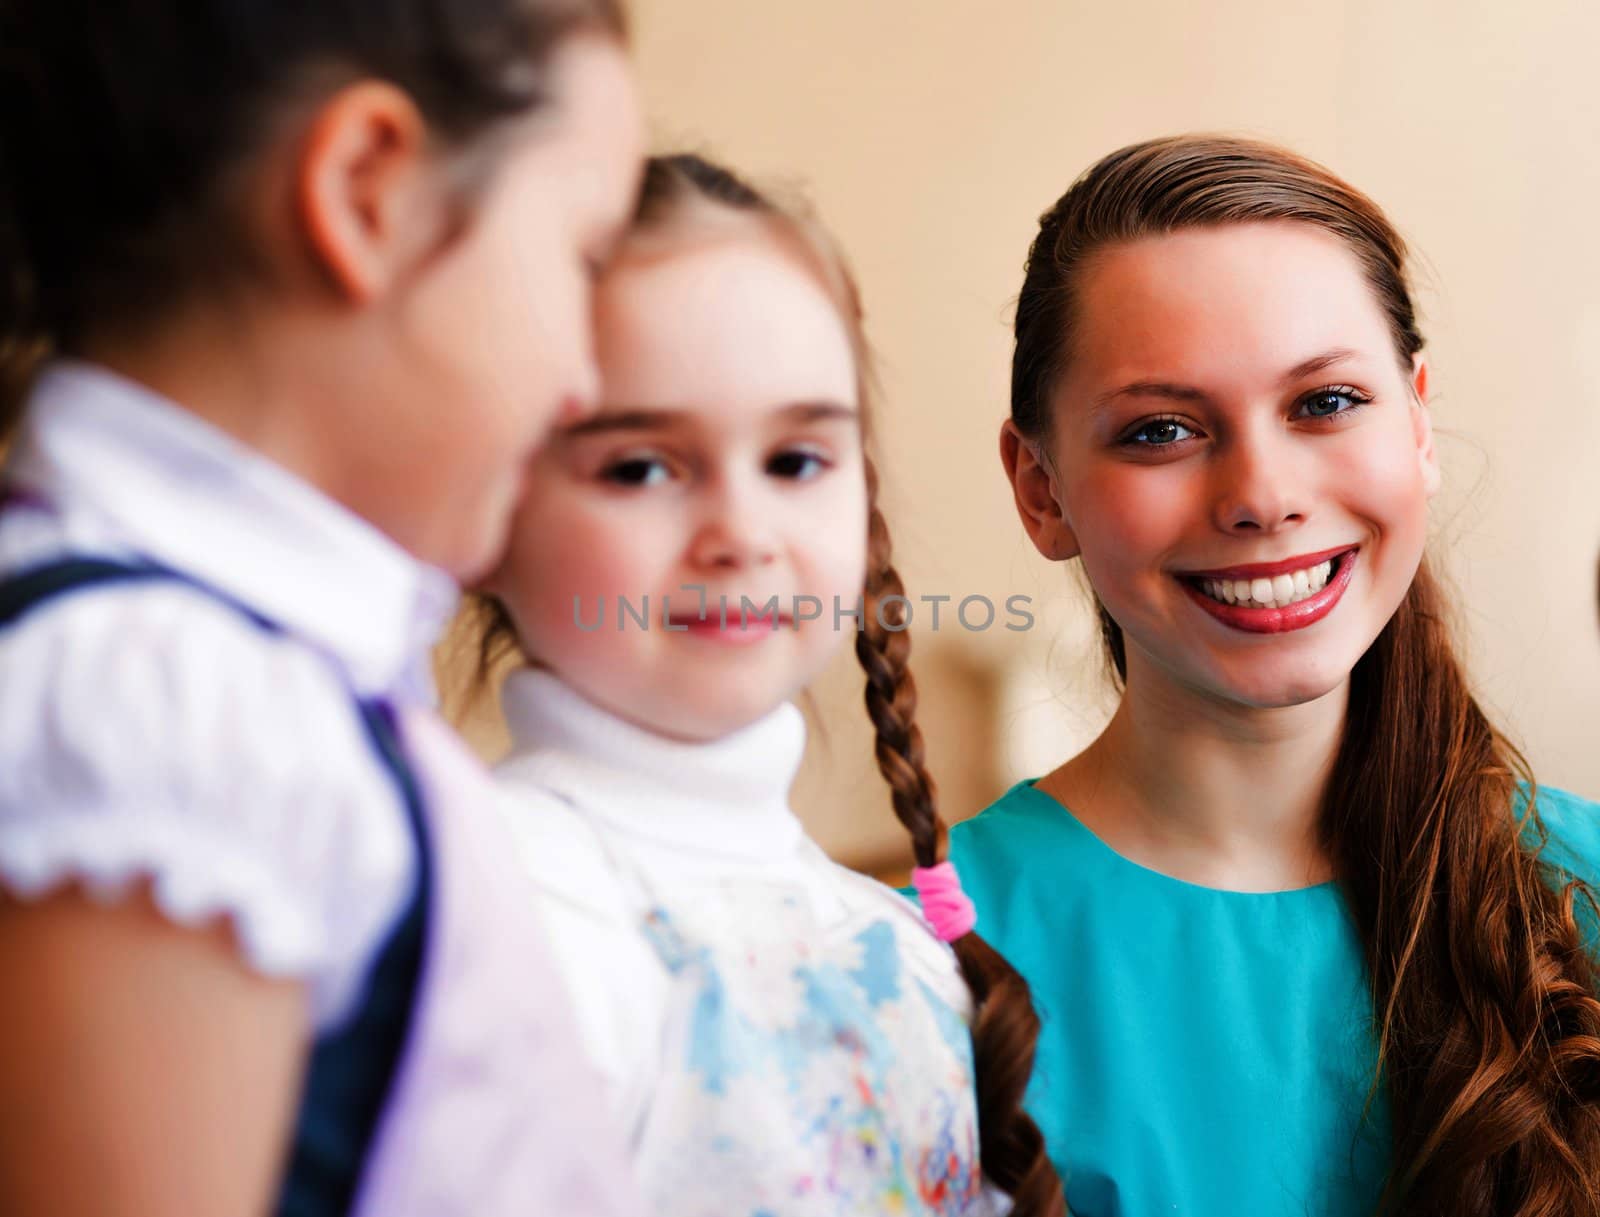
[1047,651,1347,892]
[79,298,386,529]
[499,669,809,859]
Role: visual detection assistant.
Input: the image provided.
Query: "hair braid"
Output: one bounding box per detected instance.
[856,452,1067,1216]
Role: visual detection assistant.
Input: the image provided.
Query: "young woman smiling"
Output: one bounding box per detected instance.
[945,135,1600,1217]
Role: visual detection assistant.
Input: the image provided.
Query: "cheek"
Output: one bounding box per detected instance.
[477,233,585,408]
[420,210,589,446]
[829,531,869,604]
[1327,423,1432,553]
[495,501,599,629]
[818,478,870,595]
[1067,463,1197,585]
[500,231,592,391]
[400,260,522,448]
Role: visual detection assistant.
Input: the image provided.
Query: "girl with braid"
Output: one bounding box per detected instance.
[477,153,1065,1217]
[951,134,1600,1216]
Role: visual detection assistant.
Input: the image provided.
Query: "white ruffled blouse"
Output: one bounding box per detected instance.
[0,361,457,1029]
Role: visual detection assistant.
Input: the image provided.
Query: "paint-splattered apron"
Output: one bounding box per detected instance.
[592,818,995,1217]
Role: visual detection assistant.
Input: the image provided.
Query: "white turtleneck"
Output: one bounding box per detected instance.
[493,668,996,1216]
[499,665,810,865]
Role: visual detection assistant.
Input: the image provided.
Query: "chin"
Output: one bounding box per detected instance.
[649,709,752,744]
[1208,657,1352,710]
[448,510,516,586]
[702,701,783,740]
[448,543,498,586]
[680,691,794,743]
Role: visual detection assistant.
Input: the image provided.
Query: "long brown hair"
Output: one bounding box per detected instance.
[472,152,1065,1214]
[1011,134,1600,1216]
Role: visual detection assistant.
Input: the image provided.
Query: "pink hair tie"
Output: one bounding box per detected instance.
[911,860,977,942]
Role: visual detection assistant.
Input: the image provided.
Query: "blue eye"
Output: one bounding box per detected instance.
[1297,386,1370,418]
[602,456,671,487]
[1125,417,1197,446]
[767,449,829,480]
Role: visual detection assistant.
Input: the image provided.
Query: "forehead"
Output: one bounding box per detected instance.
[594,232,859,417]
[1065,221,1397,389]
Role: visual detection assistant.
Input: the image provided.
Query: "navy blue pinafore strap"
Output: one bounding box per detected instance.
[0,556,432,1217]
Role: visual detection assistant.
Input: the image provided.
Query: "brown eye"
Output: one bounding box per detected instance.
[602,456,669,487]
[767,449,828,480]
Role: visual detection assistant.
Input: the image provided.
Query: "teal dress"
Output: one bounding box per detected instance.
[942,780,1600,1217]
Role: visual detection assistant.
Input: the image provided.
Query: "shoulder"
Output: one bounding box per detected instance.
[823,858,973,1016]
[950,780,1071,853]
[947,779,1082,902]
[0,577,398,823]
[489,766,658,1007]
[492,758,672,1127]
[0,578,417,1029]
[493,758,640,926]
[829,859,941,939]
[1530,784,1600,889]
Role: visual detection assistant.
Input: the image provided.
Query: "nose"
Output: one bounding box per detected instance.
[1210,425,1308,535]
[686,473,780,571]
[554,360,603,427]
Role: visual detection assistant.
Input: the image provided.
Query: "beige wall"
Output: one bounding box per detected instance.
[463,1,1600,873]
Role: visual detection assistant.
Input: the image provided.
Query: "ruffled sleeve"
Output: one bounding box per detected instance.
[0,582,416,1030]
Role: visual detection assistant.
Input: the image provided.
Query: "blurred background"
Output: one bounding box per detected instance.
[449,0,1600,877]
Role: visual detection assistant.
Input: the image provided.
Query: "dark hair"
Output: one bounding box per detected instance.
[0,0,627,427]
[472,152,1066,1215]
[1011,133,1600,1216]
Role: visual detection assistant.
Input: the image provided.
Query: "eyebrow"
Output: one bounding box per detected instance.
[563,400,859,437]
[1282,348,1362,382]
[781,401,860,424]
[1091,348,1365,412]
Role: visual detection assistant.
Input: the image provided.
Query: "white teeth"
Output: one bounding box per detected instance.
[1197,556,1342,609]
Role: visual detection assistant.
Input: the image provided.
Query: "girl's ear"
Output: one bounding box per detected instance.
[999,420,1080,561]
[1409,354,1441,499]
[295,81,444,304]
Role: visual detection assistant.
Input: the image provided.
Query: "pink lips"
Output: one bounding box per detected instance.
[668,613,786,646]
[1181,544,1354,581]
[1179,547,1360,635]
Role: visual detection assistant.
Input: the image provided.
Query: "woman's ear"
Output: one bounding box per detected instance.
[1409,354,1440,499]
[1000,419,1080,561]
[295,81,444,304]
